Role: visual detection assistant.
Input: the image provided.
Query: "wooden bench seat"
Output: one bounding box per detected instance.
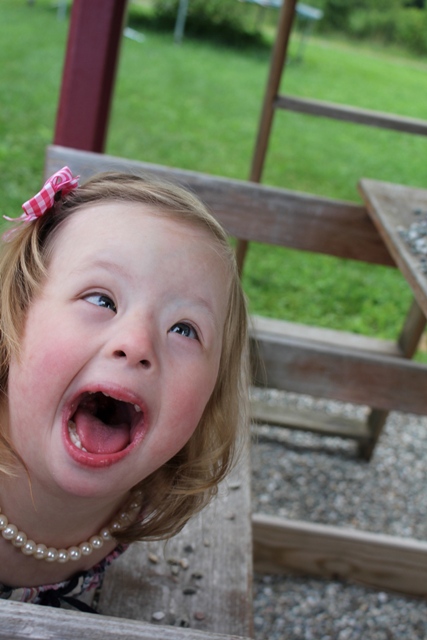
[96,458,253,636]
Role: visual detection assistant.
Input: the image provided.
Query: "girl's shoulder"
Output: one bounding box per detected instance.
[0,543,129,610]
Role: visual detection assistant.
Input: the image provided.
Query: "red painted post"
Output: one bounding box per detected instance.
[54,0,128,152]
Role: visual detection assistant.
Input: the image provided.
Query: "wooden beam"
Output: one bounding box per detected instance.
[252,316,402,357]
[251,326,427,415]
[253,513,427,597]
[54,0,127,152]
[249,0,297,183]
[0,600,251,640]
[251,399,370,440]
[276,95,427,136]
[46,146,395,266]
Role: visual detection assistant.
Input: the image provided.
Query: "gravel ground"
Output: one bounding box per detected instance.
[250,389,427,640]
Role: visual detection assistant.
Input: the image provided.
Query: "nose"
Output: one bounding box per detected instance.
[109,316,157,370]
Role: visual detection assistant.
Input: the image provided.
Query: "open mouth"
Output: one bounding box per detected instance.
[67,391,144,456]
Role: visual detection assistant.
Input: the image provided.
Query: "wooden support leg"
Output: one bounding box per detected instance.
[360,298,427,460]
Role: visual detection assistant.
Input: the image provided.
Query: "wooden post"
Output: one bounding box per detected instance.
[54,0,128,152]
[236,0,297,272]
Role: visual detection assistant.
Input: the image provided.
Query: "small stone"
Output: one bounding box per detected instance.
[183,586,197,595]
[180,558,189,569]
[203,539,210,547]
[167,557,180,565]
[194,611,206,621]
[229,482,241,490]
[225,512,236,520]
[152,611,165,622]
[148,553,159,564]
[191,571,204,580]
[183,543,195,553]
[177,617,190,628]
[171,565,179,576]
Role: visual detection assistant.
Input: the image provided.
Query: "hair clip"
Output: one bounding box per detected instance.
[2,166,79,242]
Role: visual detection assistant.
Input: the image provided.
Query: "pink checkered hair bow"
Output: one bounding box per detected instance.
[3,166,79,242]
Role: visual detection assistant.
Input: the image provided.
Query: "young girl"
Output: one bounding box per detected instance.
[0,167,248,609]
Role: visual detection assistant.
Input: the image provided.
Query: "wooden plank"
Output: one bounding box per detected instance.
[252,513,427,597]
[46,145,395,266]
[251,399,370,440]
[251,315,402,357]
[251,328,427,415]
[276,95,427,136]
[0,600,251,640]
[97,457,253,637]
[359,179,427,319]
[54,0,127,152]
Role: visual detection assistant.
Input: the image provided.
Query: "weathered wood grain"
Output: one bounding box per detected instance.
[276,95,427,136]
[0,600,251,640]
[97,458,253,637]
[253,513,427,597]
[359,179,427,319]
[251,315,402,357]
[46,145,394,266]
[251,399,370,440]
[251,326,427,415]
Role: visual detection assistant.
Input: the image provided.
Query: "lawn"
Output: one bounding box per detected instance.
[1,0,427,348]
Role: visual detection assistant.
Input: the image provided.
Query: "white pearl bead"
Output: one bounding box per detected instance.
[2,524,18,540]
[0,514,8,530]
[22,540,36,556]
[57,549,69,563]
[89,535,103,549]
[46,548,59,562]
[79,541,93,556]
[12,531,27,548]
[34,543,48,560]
[68,546,82,561]
[100,527,112,541]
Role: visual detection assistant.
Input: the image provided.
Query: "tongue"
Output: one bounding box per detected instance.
[74,407,131,454]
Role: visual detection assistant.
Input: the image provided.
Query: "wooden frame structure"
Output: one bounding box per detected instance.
[237,0,427,459]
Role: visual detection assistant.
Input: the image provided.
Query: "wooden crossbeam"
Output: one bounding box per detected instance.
[276,94,427,136]
[0,600,251,640]
[253,513,427,598]
[252,323,427,415]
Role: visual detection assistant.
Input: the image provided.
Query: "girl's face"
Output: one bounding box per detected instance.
[6,203,229,502]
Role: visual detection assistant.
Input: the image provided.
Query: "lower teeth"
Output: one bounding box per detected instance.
[68,420,88,452]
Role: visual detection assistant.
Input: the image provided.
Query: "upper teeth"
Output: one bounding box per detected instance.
[134,405,141,413]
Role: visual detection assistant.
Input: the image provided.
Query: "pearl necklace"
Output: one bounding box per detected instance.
[0,493,142,563]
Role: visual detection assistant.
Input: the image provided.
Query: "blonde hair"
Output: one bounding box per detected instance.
[0,172,249,542]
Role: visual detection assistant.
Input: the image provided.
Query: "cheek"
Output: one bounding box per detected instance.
[166,365,219,444]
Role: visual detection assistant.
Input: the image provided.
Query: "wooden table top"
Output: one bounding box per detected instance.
[359,178,427,318]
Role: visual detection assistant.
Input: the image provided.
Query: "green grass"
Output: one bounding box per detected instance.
[1,0,426,350]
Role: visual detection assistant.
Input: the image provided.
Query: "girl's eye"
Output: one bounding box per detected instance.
[84,294,117,313]
[169,322,198,340]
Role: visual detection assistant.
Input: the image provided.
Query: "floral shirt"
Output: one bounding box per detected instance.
[0,544,128,612]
